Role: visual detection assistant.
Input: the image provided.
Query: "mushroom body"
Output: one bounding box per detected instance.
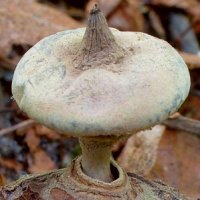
[12,29,190,137]
[12,4,190,196]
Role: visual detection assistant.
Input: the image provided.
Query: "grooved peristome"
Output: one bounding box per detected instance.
[73,4,124,70]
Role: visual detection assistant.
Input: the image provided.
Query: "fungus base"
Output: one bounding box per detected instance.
[0,156,189,200]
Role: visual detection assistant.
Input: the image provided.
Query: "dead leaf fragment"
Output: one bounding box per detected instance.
[25,129,40,152]
[148,129,200,199]
[0,175,6,187]
[108,0,144,31]
[28,149,56,173]
[0,0,81,69]
[147,0,200,19]
[118,125,165,175]
[0,158,22,171]
[35,125,61,140]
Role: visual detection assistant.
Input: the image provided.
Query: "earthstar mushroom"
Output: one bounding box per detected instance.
[11,3,190,198]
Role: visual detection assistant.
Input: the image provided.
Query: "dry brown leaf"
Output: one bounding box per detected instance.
[35,125,61,140]
[147,0,200,44]
[0,0,81,69]
[117,125,165,175]
[148,0,199,9]
[28,148,56,173]
[25,129,40,152]
[107,0,144,31]
[148,129,200,199]
[147,9,166,39]
[184,96,200,120]
[148,0,200,19]
[0,175,6,187]
[85,0,143,31]
[0,158,22,171]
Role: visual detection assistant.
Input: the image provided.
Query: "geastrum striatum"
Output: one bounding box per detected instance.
[1,4,190,200]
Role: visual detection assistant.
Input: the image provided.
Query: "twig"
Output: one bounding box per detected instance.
[180,51,200,69]
[0,119,35,137]
[162,115,200,136]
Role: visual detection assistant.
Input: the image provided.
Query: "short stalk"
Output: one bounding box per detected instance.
[79,136,117,183]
